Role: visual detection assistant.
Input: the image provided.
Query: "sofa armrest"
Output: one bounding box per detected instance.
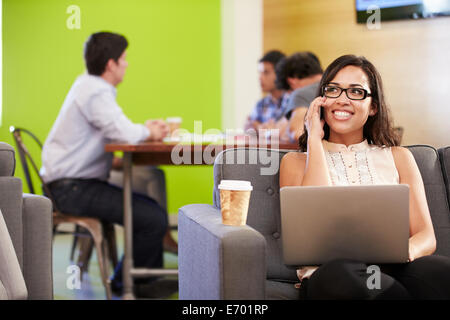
[178,204,266,300]
[22,193,53,300]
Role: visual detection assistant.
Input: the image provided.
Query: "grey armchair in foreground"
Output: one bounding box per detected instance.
[179,146,450,300]
[0,142,53,300]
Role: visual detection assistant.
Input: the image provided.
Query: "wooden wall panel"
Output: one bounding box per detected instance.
[264,0,450,147]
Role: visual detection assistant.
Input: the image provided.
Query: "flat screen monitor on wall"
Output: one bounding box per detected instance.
[356,0,450,23]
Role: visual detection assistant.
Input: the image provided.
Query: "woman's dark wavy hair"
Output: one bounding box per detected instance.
[298,55,400,151]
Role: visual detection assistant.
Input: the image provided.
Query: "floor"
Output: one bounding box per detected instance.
[52,225,178,300]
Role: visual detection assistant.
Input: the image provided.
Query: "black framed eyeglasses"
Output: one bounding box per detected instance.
[322,85,372,100]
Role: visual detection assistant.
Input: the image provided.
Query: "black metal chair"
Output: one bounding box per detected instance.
[10,126,118,299]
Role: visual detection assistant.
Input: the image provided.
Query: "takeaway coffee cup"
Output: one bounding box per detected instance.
[166,117,182,138]
[218,180,253,226]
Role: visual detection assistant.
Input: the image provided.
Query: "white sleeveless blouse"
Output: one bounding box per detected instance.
[296,140,399,285]
[322,139,399,186]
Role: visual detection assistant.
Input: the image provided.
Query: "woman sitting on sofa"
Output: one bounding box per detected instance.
[280,54,450,299]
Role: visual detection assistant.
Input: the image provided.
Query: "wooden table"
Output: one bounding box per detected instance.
[105,140,298,299]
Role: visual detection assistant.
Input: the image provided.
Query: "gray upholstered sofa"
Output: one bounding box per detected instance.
[0,142,53,299]
[179,145,450,300]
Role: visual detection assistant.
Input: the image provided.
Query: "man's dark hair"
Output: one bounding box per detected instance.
[275,51,323,90]
[84,32,128,76]
[259,50,286,67]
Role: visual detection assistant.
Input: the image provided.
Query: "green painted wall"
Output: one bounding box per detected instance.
[1,0,221,214]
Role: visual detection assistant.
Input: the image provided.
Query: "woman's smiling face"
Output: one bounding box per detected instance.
[323,65,377,141]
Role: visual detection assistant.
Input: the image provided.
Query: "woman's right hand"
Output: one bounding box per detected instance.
[304,96,327,141]
[301,96,333,186]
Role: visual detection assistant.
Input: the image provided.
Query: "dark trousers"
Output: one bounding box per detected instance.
[301,255,450,300]
[48,178,168,287]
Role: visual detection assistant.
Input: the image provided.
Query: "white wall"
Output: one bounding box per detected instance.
[221,0,263,131]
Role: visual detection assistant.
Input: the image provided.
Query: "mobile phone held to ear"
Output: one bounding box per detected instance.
[319,94,326,120]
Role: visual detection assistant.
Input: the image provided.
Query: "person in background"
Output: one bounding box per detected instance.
[244,50,287,136]
[108,160,178,254]
[275,51,323,141]
[41,32,177,298]
[280,54,450,299]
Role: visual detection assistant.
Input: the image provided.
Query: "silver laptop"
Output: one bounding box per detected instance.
[280,185,410,266]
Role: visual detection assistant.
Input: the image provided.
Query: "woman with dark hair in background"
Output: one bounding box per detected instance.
[280,55,450,299]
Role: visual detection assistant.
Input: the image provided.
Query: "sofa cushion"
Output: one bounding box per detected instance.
[438,147,450,207]
[266,279,300,300]
[0,177,24,267]
[407,145,450,257]
[437,146,450,257]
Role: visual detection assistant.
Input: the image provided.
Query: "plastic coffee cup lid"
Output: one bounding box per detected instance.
[218,180,253,191]
[166,117,182,123]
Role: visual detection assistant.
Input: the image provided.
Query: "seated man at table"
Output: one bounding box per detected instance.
[244,50,288,135]
[40,31,177,298]
[108,161,178,254]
